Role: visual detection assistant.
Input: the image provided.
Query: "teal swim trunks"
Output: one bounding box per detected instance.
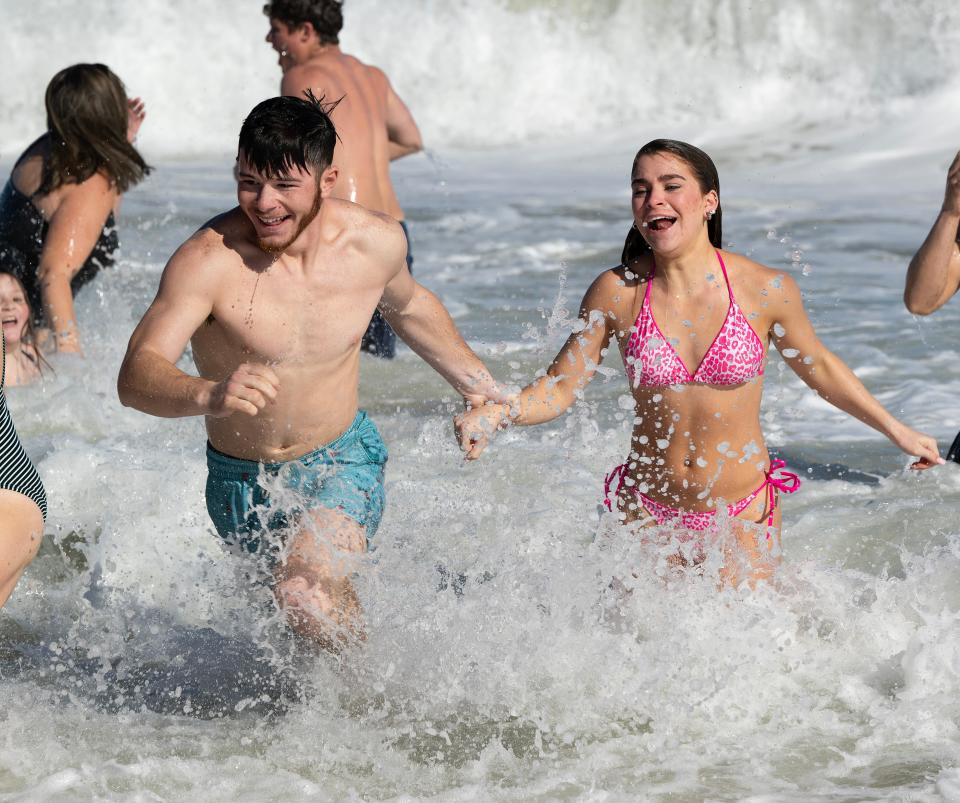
[205,410,387,558]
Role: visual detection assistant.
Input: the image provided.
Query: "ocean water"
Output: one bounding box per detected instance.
[3,1,960,800]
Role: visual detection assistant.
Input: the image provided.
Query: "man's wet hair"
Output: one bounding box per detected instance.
[237,91,341,177]
[263,0,344,45]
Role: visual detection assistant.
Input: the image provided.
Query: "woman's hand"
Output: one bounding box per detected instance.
[454,403,509,460]
[54,333,82,355]
[127,97,146,143]
[889,422,944,470]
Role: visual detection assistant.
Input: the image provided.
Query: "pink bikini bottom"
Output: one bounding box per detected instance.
[603,459,801,538]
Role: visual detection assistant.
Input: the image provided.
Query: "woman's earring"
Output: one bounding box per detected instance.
[705,210,714,220]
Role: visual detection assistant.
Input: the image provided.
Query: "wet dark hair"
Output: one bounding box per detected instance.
[0,270,52,377]
[39,63,151,197]
[621,139,722,265]
[263,0,344,45]
[237,91,340,177]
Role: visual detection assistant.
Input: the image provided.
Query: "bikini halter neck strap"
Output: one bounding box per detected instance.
[646,251,728,300]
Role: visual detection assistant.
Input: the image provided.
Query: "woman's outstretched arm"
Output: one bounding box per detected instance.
[769,272,942,469]
[455,270,620,459]
[37,173,118,353]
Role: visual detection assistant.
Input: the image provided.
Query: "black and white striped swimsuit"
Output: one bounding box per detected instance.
[0,333,46,519]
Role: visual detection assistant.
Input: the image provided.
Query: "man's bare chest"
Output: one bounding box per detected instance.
[201,269,382,364]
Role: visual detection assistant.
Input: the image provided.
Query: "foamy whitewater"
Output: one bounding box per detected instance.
[3,0,960,800]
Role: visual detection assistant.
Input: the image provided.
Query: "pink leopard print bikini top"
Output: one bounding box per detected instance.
[624,251,765,387]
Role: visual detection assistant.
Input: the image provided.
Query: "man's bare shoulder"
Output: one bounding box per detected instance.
[324,199,405,260]
[346,55,385,80]
[344,58,391,97]
[286,54,388,93]
[165,209,252,276]
[281,55,356,94]
[331,51,376,75]
[280,62,333,97]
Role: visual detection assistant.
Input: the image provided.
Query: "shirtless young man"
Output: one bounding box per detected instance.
[264,0,423,359]
[118,95,500,651]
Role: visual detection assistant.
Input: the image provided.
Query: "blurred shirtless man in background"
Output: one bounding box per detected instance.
[265,0,423,358]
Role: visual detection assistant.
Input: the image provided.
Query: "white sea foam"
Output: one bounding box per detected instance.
[2,0,960,154]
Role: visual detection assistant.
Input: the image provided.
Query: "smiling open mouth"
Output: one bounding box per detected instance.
[257,214,291,228]
[646,216,677,231]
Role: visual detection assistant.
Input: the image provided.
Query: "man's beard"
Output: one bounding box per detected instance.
[257,188,323,253]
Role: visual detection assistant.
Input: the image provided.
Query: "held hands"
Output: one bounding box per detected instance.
[127,97,146,143]
[454,401,510,460]
[889,422,944,470]
[203,363,279,418]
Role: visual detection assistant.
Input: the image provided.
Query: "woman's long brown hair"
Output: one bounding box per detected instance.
[38,63,151,197]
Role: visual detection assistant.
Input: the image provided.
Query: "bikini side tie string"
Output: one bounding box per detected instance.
[764,458,801,537]
[603,463,628,512]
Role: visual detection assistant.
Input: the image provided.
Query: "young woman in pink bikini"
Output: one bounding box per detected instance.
[456,139,943,583]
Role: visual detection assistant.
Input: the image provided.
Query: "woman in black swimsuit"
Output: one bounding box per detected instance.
[0,63,151,353]
[0,331,46,608]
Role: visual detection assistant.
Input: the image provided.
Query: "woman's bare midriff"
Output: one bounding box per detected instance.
[197,337,364,463]
[619,379,771,514]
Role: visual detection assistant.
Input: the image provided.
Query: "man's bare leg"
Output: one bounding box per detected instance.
[272,507,367,652]
[0,490,44,608]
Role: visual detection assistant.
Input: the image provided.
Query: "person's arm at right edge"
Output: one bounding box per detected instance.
[117,232,278,418]
[904,150,960,315]
[381,71,422,161]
